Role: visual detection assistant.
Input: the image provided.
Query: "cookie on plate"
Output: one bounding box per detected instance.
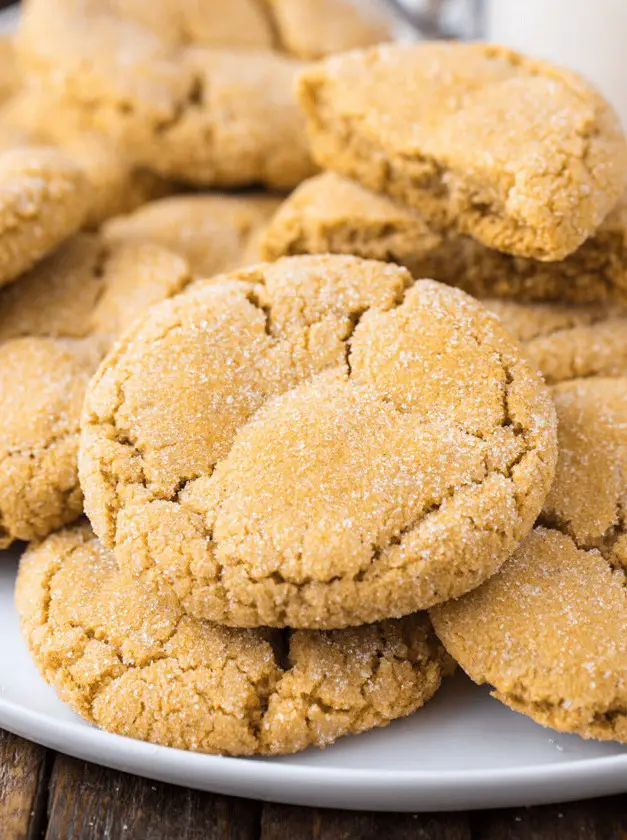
[0,235,191,548]
[16,522,452,756]
[431,377,627,742]
[297,43,627,260]
[261,173,627,305]
[80,255,557,629]
[104,194,282,277]
[17,0,392,188]
[485,299,627,384]
[0,146,90,290]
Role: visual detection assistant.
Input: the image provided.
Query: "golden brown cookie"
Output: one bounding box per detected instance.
[297,43,627,261]
[16,522,451,756]
[261,173,627,305]
[104,194,282,277]
[0,235,191,548]
[431,377,627,742]
[80,255,557,629]
[486,300,627,384]
[0,146,90,290]
[0,90,173,229]
[17,0,392,188]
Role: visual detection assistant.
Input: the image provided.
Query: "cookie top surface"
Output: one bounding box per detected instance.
[0,235,191,548]
[80,254,557,629]
[431,377,627,741]
[261,173,627,306]
[486,299,627,384]
[104,194,282,278]
[16,523,450,756]
[0,146,91,289]
[297,42,627,261]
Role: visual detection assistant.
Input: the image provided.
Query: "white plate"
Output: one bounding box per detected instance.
[2,547,627,811]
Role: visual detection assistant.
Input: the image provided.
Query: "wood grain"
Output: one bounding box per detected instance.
[0,729,49,840]
[45,754,260,840]
[473,799,627,840]
[261,803,472,839]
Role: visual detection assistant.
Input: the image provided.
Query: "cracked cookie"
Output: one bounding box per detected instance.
[261,173,627,305]
[0,91,173,230]
[16,522,452,756]
[297,43,627,261]
[0,235,191,548]
[485,300,627,384]
[431,377,627,742]
[17,0,390,189]
[79,254,558,629]
[104,194,283,278]
[0,146,90,290]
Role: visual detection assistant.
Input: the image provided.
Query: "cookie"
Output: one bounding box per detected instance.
[17,0,392,188]
[80,255,557,629]
[297,43,627,260]
[16,523,451,756]
[431,377,627,742]
[485,300,627,384]
[0,146,90,290]
[0,235,191,548]
[104,194,282,277]
[0,91,173,229]
[261,173,627,305]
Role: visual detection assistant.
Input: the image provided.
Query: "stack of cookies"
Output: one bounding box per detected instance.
[2,2,627,756]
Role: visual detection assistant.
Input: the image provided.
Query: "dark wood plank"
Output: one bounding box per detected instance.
[260,803,471,840]
[473,798,627,840]
[0,729,50,840]
[45,754,260,840]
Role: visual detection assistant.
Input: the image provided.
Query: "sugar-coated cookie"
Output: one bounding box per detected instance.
[297,43,627,260]
[104,194,282,277]
[16,523,451,756]
[0,146,90,290]
[18,0,390,188]
[80,255,557,629]
[261,173,627,305]
[486,299,627,384]
[431,377,627,742]
[0,235,191,548]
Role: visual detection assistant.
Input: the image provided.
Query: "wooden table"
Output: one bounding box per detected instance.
[2,728,626,839]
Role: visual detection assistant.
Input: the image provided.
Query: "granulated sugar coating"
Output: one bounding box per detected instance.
[261,173,627,306]
[431,377,627,742]
[485,299,627,384]
[16,523,452,756]
[80,254,558,629]
[0,146,90,290]
[104,193,283,278]
[0,235,192,548]
[297,43,627,261]
[17,0,389,189]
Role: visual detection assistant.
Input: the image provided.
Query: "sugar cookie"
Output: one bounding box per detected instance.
[80,255,557,629]
[16,523,451,756]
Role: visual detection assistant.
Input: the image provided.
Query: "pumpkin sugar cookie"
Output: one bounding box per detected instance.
[0,236,191,549]
[485,299,627,384]
[0,146,90,290]
[104,194,282,277]
[80,255,557,629]
[261,174,627,305]
[16,0,392,188]
[16,523,451,756]
[431,377,627,742]
[0,91,173,230]
[297,43,627,260]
